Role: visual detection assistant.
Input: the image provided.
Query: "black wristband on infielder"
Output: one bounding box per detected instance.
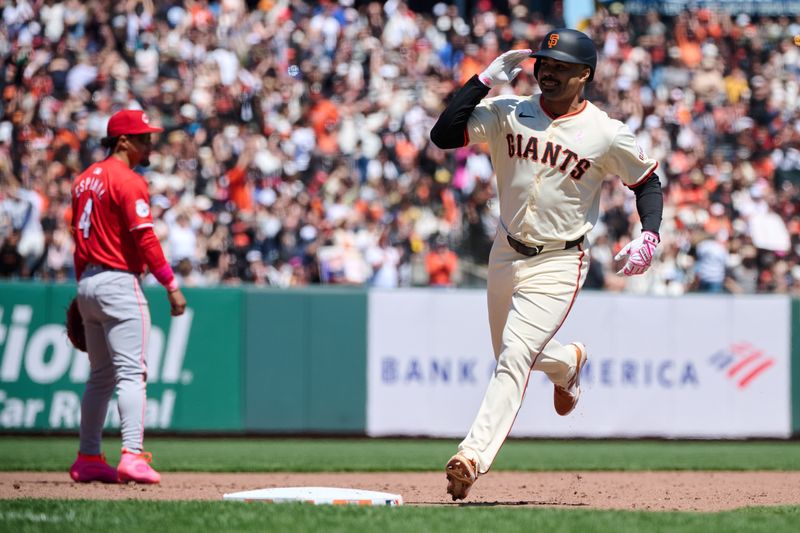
[430,75,490,149]
[633,174,664,235]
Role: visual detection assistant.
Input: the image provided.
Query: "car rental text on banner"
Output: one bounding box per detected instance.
[367,290,791,438]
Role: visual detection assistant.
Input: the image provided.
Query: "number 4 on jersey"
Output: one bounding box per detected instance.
[78,198,93,238]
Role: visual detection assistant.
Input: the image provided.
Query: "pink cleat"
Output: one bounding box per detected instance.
[69,452,120,483]
[117,448,161,484]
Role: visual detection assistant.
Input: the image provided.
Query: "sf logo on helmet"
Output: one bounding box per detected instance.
[548,34,559,48]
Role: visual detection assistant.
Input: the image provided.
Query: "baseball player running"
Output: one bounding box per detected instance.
[68,109,187,484]
[430,29,663,500]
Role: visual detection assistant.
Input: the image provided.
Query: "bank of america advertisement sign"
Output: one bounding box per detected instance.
[367,291,791,438]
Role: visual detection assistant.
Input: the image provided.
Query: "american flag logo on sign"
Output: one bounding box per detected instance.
[708,342,775,389]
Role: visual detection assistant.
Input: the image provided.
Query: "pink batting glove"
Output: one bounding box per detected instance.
[614,231,660,276]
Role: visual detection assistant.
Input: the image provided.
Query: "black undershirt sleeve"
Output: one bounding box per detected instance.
[430,75,490,149]
[632,174,664,235]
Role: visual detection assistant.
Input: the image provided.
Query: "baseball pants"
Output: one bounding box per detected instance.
[77,268,150,455]
[459,232,589,474]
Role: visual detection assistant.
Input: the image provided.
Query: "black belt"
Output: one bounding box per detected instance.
[506,235,584,257]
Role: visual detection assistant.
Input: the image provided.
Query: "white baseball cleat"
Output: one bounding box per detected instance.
[445,453,478,501]
[554,342,588,416]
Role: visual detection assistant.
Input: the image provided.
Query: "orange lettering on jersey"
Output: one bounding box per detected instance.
[548,34,559,48]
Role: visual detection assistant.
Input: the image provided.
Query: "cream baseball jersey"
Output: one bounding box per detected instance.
[466,94,658,245]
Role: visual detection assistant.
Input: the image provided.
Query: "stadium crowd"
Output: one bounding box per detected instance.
[1,0,799,294]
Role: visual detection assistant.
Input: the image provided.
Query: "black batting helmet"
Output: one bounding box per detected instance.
[532,28,597,82]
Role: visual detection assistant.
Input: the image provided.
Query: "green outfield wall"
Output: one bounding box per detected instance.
[0,282,366,434]
[0,282,244,431]
[1,282,798,436]
[243,287,367,433]
[792,299,800,434]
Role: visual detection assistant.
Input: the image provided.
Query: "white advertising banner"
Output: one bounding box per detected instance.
[367,290,791,438]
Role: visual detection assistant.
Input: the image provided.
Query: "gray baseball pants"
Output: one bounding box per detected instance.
[77,267,150,455]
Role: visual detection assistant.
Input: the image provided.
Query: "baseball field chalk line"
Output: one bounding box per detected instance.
[222,487,404,506]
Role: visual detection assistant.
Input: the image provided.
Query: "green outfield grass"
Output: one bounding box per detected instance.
[0,500,798,533]
[1,437,800,471]
[2,437,800,532]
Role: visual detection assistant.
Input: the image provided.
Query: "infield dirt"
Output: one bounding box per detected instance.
[2,472,800,511]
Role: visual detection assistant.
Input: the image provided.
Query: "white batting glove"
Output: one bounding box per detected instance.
[615,231,660,276]
[478,49,532,88]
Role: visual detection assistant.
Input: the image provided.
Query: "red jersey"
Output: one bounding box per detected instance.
[71,157,154,279]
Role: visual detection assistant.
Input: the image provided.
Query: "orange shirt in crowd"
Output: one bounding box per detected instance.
[704,215,732,238]
[669,184,707,208]
[441,188,459,225]
[226,165,253,213]
[426,248,458,286]
[459,55,483,85]
[190,3,214,28]
[310,99,339,137]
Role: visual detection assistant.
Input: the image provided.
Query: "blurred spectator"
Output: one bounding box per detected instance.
[726,241,760,293]
[693,232,728,293]
[425,234,458,287]
[0,230,24,278]
[174,257,206,288]
[166,210,199,266]
[1,179,44,275]
[366,228,404,288]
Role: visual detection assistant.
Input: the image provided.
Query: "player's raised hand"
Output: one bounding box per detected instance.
[615,231,660,276]
[479,49,532,88]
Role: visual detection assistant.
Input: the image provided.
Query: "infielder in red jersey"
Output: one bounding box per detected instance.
[431,29,664,500]
[68,109,187,484]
